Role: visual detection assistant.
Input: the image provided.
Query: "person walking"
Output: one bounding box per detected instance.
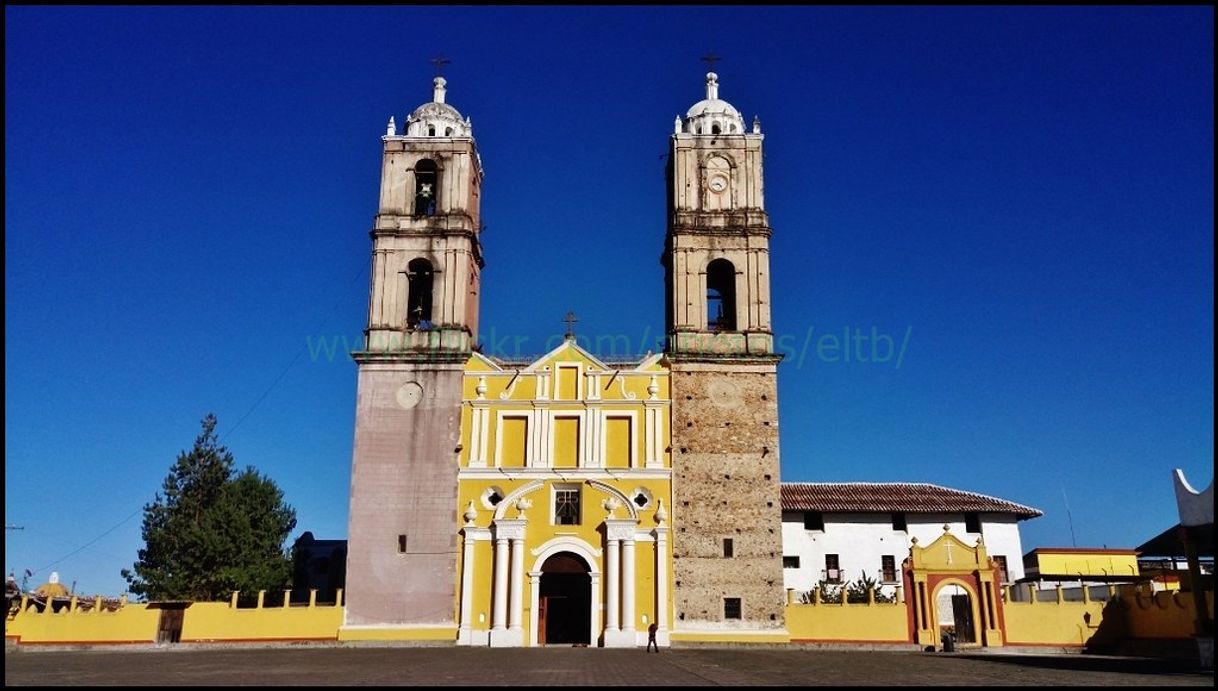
[647,621,659,652]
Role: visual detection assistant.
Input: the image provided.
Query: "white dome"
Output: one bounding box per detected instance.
[681,72,745,135]
[404,77,471,138]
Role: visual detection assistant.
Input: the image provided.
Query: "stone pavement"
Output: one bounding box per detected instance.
[4,645,1213,686]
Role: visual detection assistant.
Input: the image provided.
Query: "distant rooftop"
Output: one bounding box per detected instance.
[781,482,1042,519]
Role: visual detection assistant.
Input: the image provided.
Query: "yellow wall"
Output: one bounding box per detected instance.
[182,597,342,642]
[6,593,345,646]
[6,597,159,645]
[605,417,631,469]
[1124,588,1213,639]
[786,601,909,643]
[1029,551,1140,578]
[1002,597,1109,647]
[500,417,527,467]
[553,417,580,468]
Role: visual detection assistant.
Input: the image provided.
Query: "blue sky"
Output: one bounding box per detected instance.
[5,6,1213,597]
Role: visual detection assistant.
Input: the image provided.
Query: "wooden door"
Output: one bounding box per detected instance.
[538,597,548,645]
[156,608,184,644]
[951,594,975,643]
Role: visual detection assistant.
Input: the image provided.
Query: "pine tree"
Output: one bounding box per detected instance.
[122,414,297,601]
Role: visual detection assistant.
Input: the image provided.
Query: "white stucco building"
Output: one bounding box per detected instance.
[780,483,1042,599]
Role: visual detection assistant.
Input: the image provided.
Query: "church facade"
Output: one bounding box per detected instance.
[342,72,787,646]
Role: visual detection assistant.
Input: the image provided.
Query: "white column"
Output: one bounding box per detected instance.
[589,572,602,646]
[509,537,524,633]
[622,537,636,635]
[528,572,542,647]
[606,537,621,633]
[458,529,476,644]
[604,519,637,647]
[655,526,670,645]
[491,537,509,632]
[490,519,526,648]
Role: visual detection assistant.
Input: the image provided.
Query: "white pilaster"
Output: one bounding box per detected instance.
[490,520,526,647]
[622,537,636,635]
[655,525,671,646]
[603,519,638,647]
[527,571,541,647]
[457,526,490,645]
[509,537,524,633]
[606,537,621,633]
[491,537,508,633]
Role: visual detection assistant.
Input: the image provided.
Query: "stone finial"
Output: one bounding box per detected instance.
[476,376,487,400]
[910,536,919,545]
[464,501,478,525]
[433,76,447,104]
[654,499,668,524]
[706,72,719,100]
[674,115,682,134]
[752,116,761,134]
[386,116,397,136]
[514,497,532,518]
[647,374,659,400]
[943,524,951,532]
[603,496,621,518]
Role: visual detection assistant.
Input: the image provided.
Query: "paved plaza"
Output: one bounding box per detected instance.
[4,645,1213,686]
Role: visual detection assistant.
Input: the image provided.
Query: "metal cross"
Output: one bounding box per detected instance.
[700,53,721,71]
[563,311,579,340]
[429,55,451,76]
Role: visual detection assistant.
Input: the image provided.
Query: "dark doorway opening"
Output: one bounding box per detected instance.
[951,593,976,643]
[539,552,591,646]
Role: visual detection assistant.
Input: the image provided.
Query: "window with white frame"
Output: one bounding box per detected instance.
[554,486,580,526]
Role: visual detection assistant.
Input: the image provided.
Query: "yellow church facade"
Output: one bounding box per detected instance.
[453,343,673,647]
[341,71,788,647]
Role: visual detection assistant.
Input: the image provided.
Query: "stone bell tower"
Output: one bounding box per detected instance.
[663,71,787,637]
[344,76,484,631]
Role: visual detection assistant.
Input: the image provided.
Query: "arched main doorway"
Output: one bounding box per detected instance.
[934,582,977,644]
[538,552,591,646]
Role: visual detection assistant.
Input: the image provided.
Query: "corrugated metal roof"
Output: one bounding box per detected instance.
[780,482,1042,519]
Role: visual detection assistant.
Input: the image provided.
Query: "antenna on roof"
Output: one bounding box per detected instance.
[1060,482,1077,547]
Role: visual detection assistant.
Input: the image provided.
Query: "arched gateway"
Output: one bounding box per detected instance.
[537,553,592,645]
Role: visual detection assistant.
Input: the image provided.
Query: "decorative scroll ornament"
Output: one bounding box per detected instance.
[618,377,637,400]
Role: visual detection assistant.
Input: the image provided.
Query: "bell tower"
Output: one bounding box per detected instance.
[663,72,787,637]
[345,76,483,632]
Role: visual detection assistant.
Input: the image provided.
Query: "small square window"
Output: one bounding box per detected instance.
[892,512,907,532]
[724,597,741,620]
[398,534,407,554]
[804,511,824,531]
[555,488,580,525]
[965,512,981,534]
[783,556,800,569]
[723,538,734,558]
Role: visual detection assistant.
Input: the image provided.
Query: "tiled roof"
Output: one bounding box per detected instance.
[780,482,1042,519]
